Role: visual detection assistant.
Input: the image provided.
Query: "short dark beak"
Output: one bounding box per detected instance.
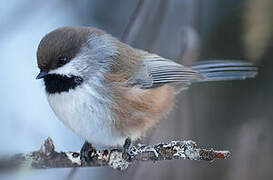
[36,71,48,79]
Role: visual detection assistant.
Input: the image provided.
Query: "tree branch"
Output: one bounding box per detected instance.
[0,137,230,171]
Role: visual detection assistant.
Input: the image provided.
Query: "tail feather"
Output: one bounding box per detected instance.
[191,60,258,82]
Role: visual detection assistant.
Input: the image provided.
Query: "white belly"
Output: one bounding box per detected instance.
[46,84,125,146]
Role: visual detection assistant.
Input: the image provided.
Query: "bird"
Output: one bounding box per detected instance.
[36,26,257,161]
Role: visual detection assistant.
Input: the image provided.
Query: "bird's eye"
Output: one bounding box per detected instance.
[58,56,68,65]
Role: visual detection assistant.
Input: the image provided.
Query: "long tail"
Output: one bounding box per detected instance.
[191,60,258,82]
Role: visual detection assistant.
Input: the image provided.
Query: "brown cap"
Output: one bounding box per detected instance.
[36,26,100,72]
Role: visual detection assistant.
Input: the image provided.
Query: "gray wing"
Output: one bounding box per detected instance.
[130,52,204,89]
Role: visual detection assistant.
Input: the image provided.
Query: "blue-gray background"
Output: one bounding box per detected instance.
[0,0,272,179]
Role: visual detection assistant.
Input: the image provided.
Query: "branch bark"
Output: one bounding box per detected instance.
[0,137,230,171]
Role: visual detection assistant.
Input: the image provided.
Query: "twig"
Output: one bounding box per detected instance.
[0,137,230,171]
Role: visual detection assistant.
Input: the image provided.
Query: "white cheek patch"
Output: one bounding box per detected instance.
[48,58,85,77]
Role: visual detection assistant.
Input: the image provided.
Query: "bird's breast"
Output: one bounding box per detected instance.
[46,83,126,146]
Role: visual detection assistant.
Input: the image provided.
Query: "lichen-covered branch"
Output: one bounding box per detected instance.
[0,137,230,171]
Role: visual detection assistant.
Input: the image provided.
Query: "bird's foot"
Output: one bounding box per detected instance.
[122,137,135,162]
[80,141,96,165]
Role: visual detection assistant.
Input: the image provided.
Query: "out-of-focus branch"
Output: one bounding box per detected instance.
[177,26,200,65]
[243,0,273,61]
[120,0,146,43]
[0,137,230,171]
[146,0,168,51]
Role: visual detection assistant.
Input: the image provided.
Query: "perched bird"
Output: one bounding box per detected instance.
[36,26,257,160]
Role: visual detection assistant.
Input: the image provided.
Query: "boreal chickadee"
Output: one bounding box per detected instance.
[36,26,257,148]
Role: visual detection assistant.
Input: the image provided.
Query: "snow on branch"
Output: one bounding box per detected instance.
[0,137,230,171]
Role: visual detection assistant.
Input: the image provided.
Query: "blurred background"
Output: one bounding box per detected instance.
[0,0,272,179]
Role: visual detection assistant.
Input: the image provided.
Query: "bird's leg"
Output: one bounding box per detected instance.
[80,141,96,165]
[122,137,134,162]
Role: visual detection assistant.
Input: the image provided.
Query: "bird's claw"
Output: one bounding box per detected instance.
[80,141,96,165]
[122,138,134,162]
